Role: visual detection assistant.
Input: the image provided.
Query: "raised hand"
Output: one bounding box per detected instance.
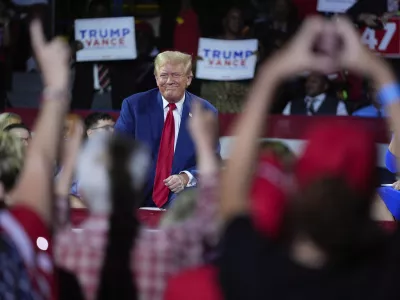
[269,16,338,80]
[30,19,70,90]
[334,17,378,75]
[188,100,218,150]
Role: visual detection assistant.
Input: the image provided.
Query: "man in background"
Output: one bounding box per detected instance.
[353,82,386,117]
[347,0,398,28]
[283,73,348,116]
[71,0,157,110]
[84,112,115,138]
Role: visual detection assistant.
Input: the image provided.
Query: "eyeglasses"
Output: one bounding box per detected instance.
[91,125,114,131]
[18,136,30,145]
[158,73,186,82]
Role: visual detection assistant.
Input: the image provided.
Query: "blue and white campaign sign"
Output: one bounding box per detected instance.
[196,38,258,81]
[75,17,137,62]
[317,0,355,13]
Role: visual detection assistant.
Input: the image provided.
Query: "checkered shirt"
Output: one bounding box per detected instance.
[54,173,219,300]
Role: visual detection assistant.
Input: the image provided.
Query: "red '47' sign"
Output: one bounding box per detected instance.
[360,17,400,58]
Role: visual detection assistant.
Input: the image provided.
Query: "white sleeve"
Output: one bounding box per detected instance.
[180,171,197,187]
[282,102,292,115]
[336,101,348,116]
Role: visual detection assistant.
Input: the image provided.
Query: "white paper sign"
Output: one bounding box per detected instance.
[317,0,356,13]
[196,38,258,81]
[75,17,137,62]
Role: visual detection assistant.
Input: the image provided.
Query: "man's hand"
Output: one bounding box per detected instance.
[381,12,396,25]
[393,180,400,190]
[164,174,188,193]
[269,16,338,80]
[358,13,379,27]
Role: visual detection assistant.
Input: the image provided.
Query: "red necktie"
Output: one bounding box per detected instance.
[153,103,176,207]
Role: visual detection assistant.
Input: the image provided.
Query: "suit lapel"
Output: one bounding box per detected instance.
[150,92,165,151]
[172,91,193,174]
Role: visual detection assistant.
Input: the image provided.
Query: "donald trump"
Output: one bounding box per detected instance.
[115,51,219,207]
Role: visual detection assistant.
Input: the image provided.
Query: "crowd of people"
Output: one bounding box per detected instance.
[0,8,400,299]
[1,0,398,115]
[2,0,400,299]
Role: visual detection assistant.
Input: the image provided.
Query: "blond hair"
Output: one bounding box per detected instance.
[0,131,25,192]
[0,113,22,131]
[154,51,192,75]
[159,189,197,227]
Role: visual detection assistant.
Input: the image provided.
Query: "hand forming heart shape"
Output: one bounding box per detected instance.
[263,16,389,82]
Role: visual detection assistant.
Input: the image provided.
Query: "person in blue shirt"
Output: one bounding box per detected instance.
[353,82,386,117]
[56,113,115,208]
[378,137,400,218]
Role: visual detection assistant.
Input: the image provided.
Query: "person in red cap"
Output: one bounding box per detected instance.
[220,15,400,300]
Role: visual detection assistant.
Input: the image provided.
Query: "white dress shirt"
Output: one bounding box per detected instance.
[162,95,197,187]
[93,64,112,92]
[93,64,101,90]
[282,93,348,116]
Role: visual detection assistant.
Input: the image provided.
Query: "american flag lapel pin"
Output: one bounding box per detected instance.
[189,112,192,117]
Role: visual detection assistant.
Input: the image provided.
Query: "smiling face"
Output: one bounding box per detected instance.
[155,63,192,103]
[305,73,328,97]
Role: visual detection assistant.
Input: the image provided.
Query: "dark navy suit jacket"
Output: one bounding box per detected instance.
[114,88,220,207]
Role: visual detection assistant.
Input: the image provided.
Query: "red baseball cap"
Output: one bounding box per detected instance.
[295,121,377,195]
[250,152,291,238]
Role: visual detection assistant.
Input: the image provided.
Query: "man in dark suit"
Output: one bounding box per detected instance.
[71,0,157,110]
[347,0,399,28]
[282,73,348,116]
[115,50,220,208]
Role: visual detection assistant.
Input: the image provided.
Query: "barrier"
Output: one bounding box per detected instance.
[5,108,389,141]
[71,208,164,228]
[5,108,391,167]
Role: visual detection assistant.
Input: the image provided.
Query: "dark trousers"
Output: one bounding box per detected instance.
[70,90,116,110]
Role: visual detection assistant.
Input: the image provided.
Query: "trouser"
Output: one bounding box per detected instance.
[70,90,112,110]
[92,91,112,110]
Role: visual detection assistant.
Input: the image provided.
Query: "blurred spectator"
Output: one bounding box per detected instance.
[346,0,400,80]
[3,122,31,146]
[55,101,220,300]
[173,0,201,95]
[258,140,295,167]
[84,112,115,138]
[0,131,24,206]
[254,0,300,59]
[283,73,348,116]
[346,0,394,28]
[11,0,50,71]
[54,134,143,300]
[159,188,197,227]
[0,112,22,130]
[200,7,251,113]
[127,21,158,95]
[0,18,71,299]
[72,1,156,110]
[0,0,12,109]
[353,82,386,117]
[219,17,400,300]
[173,0,200,57]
